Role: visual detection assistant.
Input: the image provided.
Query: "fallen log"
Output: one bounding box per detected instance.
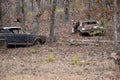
[80,39,120,43]
[66,39,120,46]
[66,39,99,46]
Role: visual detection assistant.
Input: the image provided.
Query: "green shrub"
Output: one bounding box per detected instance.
[85,61,91,65]
[89,30,103,36]
[69,55,79,65]
[27,11,32,17]
[69,55,91,66]
[31,48,37,53]
[45,53,54,62]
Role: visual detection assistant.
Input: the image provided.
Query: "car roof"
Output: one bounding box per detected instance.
[0,27,21,30]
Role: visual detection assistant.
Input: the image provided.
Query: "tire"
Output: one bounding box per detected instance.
[34,39,42,46]
[0,40,7,49]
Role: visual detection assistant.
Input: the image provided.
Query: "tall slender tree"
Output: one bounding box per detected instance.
[31,0,41,34]
[113,0,118,51]
[49,0,57,44]
[16,0,26,31]
[88,0,93,20]
[0,0,2,27]
[7,1,13,26]
[64,0,69,22]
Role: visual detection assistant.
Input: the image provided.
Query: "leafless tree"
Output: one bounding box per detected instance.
[7,1,14,26]
[0,0,2,27]
[16,0,26,31]
[64,0,69,22]
[31,0,41,34]
[88,0,93,20]
[49,0,57,44]
[113,0,118,51]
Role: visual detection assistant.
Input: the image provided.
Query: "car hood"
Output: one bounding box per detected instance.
[84,25,94,29]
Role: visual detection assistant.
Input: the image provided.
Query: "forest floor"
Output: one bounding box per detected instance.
[0,20,120,80]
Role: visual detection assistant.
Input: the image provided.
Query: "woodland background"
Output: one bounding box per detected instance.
[0,0,120,80]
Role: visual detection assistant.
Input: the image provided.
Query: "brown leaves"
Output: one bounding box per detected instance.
[35,9,45,18]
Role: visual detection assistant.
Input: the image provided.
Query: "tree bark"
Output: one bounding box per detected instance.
[113,0,118,51]
[64,0,69,22]
[7,5,13,26]
[16,0,26,31]
[0,0,2,27]
[31,0,41,34]
[88,0,93,20]
[49,0,57,44]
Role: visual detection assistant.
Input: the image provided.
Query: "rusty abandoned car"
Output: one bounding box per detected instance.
[0,27,46,48]
[72,20,105,35]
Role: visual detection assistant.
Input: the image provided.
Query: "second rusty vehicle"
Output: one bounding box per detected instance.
[72,20,105,35]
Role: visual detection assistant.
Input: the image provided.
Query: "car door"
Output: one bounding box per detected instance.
[28,34,34,44]
[14,34,28,45]
[6,33,15,44]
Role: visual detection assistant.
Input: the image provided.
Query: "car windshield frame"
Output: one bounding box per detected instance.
[0,27,29,34]
[82,21,98,26]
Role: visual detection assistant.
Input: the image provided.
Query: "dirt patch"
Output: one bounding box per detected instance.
[0,74,82,80]
[0,44,120,80]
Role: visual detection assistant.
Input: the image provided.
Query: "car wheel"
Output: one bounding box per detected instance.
[0,40,7,49]
[34,39,42,46]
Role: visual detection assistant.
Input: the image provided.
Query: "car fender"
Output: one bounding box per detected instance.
[34,38,42,44]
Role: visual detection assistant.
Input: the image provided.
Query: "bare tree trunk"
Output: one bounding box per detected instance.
[88,0,93,20]
[113,0,118,51]
[49,0,57,44]
[16,0,26,31]
[7,6,13,26]
[103,0,109,36]
[3,0,14,27]
[31,0,41,34]
[0,0,2,27]
[104,0,108,19]
[70,0,75,21]
[37,0,41,9]
[64,0,69,22]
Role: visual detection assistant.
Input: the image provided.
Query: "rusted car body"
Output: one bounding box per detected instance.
[79,20,104,34]
[0,27,46,47]
[72,20,104,35]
